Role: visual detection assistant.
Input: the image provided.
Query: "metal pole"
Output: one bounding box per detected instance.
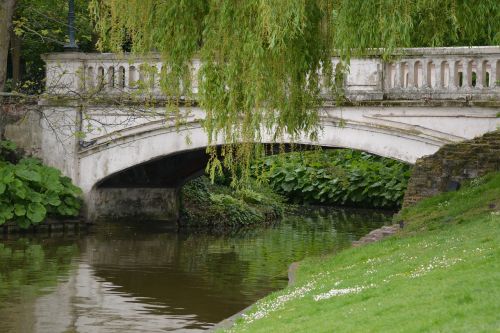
[64,0,78,51]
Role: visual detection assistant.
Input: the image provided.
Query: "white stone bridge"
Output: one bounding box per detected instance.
[9,46,500,220]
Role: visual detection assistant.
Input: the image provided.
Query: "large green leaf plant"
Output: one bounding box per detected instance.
[0,140,82,228]
[259,149,411,208]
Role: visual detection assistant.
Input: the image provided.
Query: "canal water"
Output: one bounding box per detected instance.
[0,208,391,333]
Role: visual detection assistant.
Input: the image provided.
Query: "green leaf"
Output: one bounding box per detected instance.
[0,168,15,183]
[29,191,43,203]
[44,191,61,206]
[0,204,14,221]
[27,203,46,223]
[9,179,27,199]
[15,169,42,182]
[14,204,26,216]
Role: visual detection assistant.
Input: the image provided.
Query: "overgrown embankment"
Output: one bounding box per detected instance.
[180,175,284,229]
[0,140,82,228]
[404,130,500,206]
[225,172,500,332]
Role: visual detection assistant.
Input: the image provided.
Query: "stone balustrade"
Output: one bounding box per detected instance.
[383,47,499,100]
[43,46,499,101]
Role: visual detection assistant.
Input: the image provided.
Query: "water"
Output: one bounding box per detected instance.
[0,207,392,332]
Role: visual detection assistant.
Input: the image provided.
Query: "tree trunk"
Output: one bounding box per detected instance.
[0,0,16,93]
[10,27,20,88]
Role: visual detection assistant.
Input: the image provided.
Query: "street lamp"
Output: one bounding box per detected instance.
[64,0,78,51]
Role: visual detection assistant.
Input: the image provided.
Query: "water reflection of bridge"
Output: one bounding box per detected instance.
[0,210,389,332]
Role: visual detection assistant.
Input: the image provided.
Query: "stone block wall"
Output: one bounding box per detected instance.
[86,188,180,221]
[1,100,32,137]
[403,130,500,207]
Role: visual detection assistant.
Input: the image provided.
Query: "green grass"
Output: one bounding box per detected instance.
[225,172,500,332]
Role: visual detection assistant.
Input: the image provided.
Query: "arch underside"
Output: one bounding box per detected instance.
[78,119,447,196]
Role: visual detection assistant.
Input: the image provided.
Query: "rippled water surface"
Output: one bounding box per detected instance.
[0,208,392,332]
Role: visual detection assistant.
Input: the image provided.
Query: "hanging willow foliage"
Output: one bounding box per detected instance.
[89,0,499,182]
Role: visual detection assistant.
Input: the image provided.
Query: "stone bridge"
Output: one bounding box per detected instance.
[6,46,500,220]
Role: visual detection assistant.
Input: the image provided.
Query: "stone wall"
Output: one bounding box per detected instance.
[403,130,500,207]
[1,99,34,137]
[2,104,42,156]
[86,188,180,221]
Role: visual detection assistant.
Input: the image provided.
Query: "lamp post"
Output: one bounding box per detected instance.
[64,0,78,51]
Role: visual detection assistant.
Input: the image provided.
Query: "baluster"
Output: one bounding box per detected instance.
[407,60,415,89]
[124,65,130,90]
[155,63,162,93]
[422,59,429,89]
[434,60,442,89]
[384,63,391,89]
[462,58,470,89]
[491,60,498,88]
[394,62,402,89]
[449,60,458,91]
[476,59,484,89]
[192,59,201,95]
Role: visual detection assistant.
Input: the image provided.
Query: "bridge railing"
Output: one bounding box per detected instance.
[43,46,499,102]
[383,47,499,100]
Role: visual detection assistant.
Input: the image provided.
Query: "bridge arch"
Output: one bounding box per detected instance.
[79,114,444,198]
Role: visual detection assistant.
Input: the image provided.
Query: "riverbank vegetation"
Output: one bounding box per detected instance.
[259,149,410,208]
[0,140,82,228]
[225,171,500,332]
[181,149,409,228]
[180,175,284,229]
[180,148,409,228]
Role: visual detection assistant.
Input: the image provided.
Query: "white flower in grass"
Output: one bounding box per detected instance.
[409,256,463,278]
[313,284,376,301]
[241,281,316,323]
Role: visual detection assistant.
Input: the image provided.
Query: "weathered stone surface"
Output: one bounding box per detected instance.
[86,187,179,221]
[3,107,42,156]
[43,47,500,102]
[403,130,500,207]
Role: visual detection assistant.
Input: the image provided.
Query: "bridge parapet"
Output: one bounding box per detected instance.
[42,46,499,101]
[383,47,499,100]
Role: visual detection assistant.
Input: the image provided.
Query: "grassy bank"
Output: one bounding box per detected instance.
[225,172,500,332]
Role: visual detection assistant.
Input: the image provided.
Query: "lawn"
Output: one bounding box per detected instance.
[225,172,500,332]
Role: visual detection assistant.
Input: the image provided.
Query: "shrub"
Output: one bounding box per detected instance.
[0,140,82,228]
[258,149,411,208]
[180,175,284,228]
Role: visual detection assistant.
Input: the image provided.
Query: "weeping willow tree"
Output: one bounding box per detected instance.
[90,0,499,182]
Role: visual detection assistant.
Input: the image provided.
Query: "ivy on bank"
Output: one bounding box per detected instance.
[259,149,411,208]
[0,140,82,228]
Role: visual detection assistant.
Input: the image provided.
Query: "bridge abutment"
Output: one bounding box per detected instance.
[86,187,180,222]
[403,130,500,207]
